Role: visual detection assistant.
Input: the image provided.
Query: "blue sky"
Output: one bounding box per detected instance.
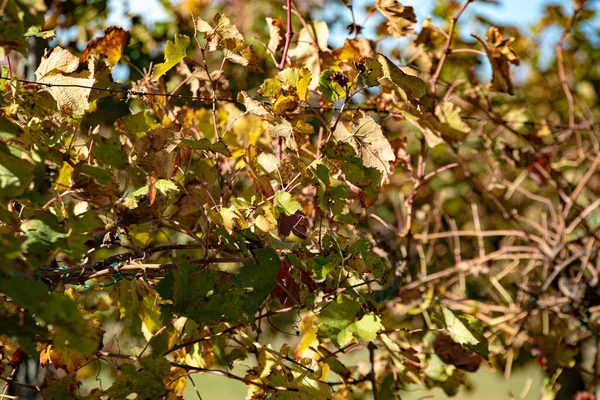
[98,0,598,82]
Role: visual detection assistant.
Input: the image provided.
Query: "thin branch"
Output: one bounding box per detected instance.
[170,363,299,392]
[368,342,379,400]
[278,0,294,70]
[430,0,474,105]
[555,0,589,131]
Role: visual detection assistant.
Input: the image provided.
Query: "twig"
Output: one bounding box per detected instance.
[278,0,293,70]
[555,0,589,132]
[368,342,379,400]
[430,0,473,105]
[170,363,299,392]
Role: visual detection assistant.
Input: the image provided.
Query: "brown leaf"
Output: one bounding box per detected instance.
[473,27,520,95]
[375,0,416,38]
[40,345,94,374]
[277,210,309,239]
[80,26,130,70]
[433,333,482,372]
[266,17,284,55]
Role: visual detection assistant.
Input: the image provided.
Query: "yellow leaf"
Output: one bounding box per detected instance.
[54,162,74,193]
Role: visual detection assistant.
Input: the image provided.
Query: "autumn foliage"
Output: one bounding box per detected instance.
[1,0,600,399]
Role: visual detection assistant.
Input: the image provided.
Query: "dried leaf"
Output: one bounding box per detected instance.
[375,0,417,38]
[266,17,284,54]
[473,27,520,95]
[80,26,130,70]
[332,111,396,181]
[237,91,273,120]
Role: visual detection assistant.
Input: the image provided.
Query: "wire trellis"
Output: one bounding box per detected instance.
[0,76,588,131]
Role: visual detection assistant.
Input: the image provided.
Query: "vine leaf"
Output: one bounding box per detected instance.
[473,27,520,95]
[237,91,274,120]
[40,346,94,374]
[24,26,56,40]
[266,17,284,55]
[278,68,312,101]
[233,248,282,319]
[151,34,191,79]
[332,111,395,181]
[80,26,130,69]
[269,117,312,151]
[433,101,471,141]
[0,148,34,199]
[106,356,171,399]
[35,49,114,115]
[375,0,416,38]
[195,13,262,72]
[318,69,347,102]
[433,333,483,372]
[275,191,303,216]
[318,295,383,347]
[378,54,426,100]
[441,307,489,360]
[362,57,383,87]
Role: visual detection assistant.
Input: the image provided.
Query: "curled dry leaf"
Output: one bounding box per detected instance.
[473,27,520,95]
[80,26,130,70]
[375,0,417,38]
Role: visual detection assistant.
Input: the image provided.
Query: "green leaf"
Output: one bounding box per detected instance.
[362,57,383,87]
[378,54,426,100]
[80,165,113,185]
[318,295,362,347]
[346,312,383,342]
[24,26,56,39]
[106,356,170,399]
[442,307,489,360]
[258,78,283,98]
[93,135,127,168]
[0,149,34,198]
[318,69,346,102]
[115,110,156,138]
[182,138,232,156]
[151,34,191,79]
[21,216,68,256]
[156,265,243,324]
[0,276,101,354]
[233,248,281,318]
[332,111,395,181]
[275,191,303,216]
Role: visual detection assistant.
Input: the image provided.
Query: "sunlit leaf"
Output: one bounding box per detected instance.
[442,307,489,360]
[332,111,395,181]
[275,191,303,216]
[378,54,426,100]
[152,34,191,79]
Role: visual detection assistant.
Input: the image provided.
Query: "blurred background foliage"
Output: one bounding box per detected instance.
[1,0,600,399]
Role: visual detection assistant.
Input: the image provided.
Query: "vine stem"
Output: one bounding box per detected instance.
[170,363,299,392]
[555,0,588,151]
[368,342,379,400]
[278,0,293,70]
[429,0,473,106]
